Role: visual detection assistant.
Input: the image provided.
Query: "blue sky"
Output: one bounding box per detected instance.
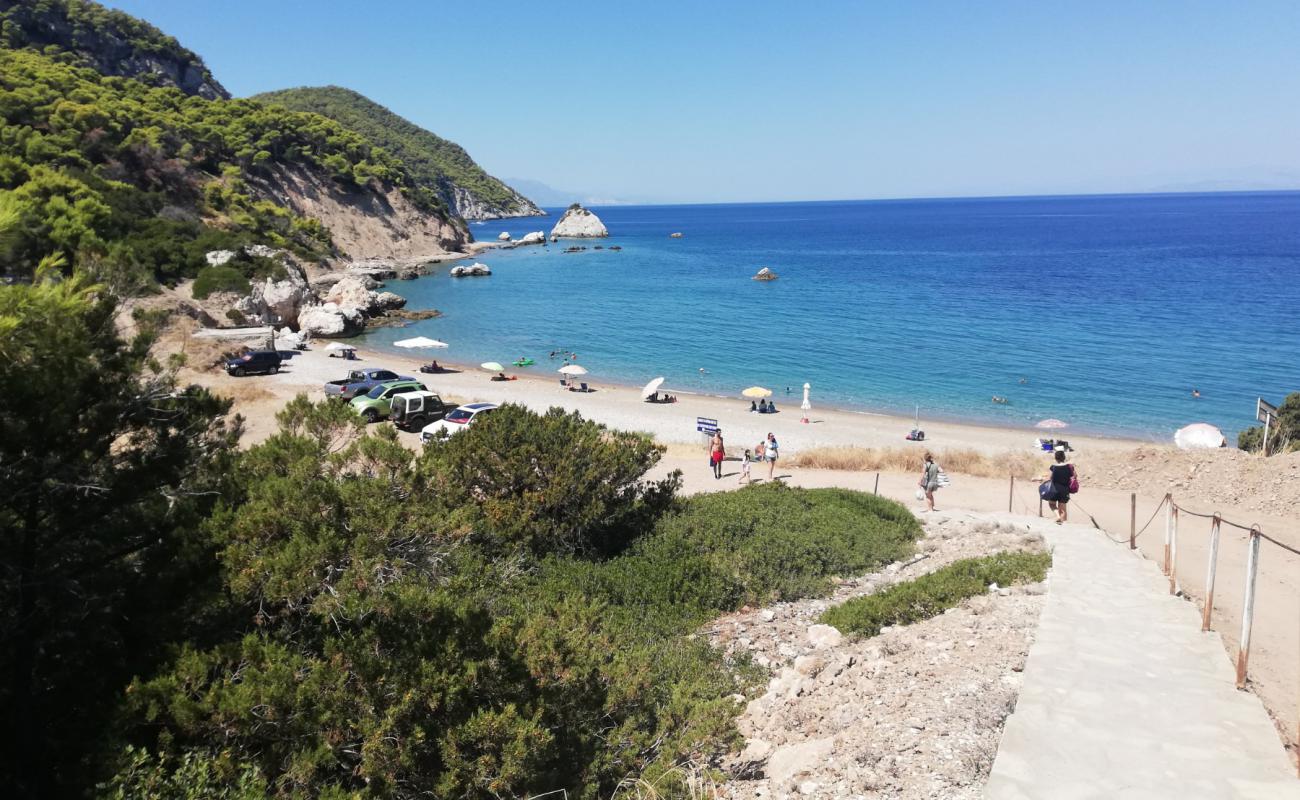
[108,1,1300,203]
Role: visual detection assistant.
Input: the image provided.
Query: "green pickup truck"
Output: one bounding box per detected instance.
[349,379,426,423]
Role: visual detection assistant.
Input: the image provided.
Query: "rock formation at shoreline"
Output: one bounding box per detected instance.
[550,204,608,238]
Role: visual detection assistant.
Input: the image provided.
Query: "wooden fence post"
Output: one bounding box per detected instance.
[1008,475,1014,513]
[1201,516,1221,631]
[1163,496,1173,575]
[1129,493,1137,550]
[1235,530,1262,688]
[1169,505,1180,595]
[873,472,879,496]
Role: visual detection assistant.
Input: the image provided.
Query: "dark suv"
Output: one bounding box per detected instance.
[225,350,283,377]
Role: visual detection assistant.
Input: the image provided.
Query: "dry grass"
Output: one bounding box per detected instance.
[788,445,1040,479]
[611,761,722,799]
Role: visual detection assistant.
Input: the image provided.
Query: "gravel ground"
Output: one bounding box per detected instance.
[710,514,1050,799]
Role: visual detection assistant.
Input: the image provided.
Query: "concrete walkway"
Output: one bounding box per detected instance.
[986,515,1299,800]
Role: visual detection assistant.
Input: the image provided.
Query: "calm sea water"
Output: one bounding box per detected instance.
[360,192,1300,441]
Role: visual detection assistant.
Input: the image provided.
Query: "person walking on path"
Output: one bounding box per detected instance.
[765,432,779,481]
[918,452,940,512]
[1042,449,1077,524]
[709,429,726,479]
[739,449,752,485]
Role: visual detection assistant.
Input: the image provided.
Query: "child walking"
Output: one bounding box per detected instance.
[739,449,752,484]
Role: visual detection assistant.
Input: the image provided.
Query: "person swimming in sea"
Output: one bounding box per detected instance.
[1192,388,1201,398]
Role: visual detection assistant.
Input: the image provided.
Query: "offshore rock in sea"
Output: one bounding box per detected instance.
[549,203,608,238]
[516,231,546,246]
[753,266,779,281]
[498,231,512,241]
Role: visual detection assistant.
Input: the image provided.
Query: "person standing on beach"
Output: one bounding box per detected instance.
[1042,450,1076,524]
[919,452,940,512]
[709,429,726,480]
[765,432,779,481]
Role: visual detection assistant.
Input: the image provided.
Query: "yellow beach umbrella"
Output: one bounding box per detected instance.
[742,386,772,399]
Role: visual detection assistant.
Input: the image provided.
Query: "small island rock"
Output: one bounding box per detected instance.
[753,267,779,281]
[516,231,546,246]
[550,203,608,238]
[497,231,511,241]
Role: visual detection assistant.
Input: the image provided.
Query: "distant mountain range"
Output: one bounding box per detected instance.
[504,178,645,208]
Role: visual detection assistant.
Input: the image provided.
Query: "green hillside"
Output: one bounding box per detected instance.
[0,47,451,285]
[0,0,227,98]
[254,85,541,220]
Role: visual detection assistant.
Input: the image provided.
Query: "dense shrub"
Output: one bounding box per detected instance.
[0,265,239,796]
[820,551,1052,637]
[536,484,922,638]
[422,404,679,557]
[191,265,249,299]
[638,484,920,608]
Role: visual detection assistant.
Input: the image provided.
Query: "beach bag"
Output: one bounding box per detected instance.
[1068,465,1080,494]
[915,488,926,501]
[1039,480,1057,501]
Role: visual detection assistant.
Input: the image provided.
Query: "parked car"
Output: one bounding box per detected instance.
[323,368,410,400]
[349,380,426,423]
[225,350,282,377]
[421,403,499,442]
[390,391,452,432]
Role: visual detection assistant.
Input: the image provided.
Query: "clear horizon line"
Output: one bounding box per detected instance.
[529,186,1300,210]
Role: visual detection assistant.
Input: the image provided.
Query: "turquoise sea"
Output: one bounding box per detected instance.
[360,192,1300,441]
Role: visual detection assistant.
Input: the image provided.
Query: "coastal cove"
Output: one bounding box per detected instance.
[360,192,1300,441]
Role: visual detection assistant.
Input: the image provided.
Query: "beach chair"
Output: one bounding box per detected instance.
[559,378,568,388]
[580,382,590,393]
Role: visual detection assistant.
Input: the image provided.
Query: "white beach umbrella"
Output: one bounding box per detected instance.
[801,383,811,412]
[559,364,588,376]
[1174,422,1226,450]
[641,376,665,398]
[323,342,356,351]
[393,336,448,349]
[1035,418,1069,430]
[480,362,506,372]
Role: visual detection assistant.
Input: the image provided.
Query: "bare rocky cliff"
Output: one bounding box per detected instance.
[248,165,471,264]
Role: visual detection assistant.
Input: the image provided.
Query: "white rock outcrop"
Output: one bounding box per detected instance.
[498,231,512,241]
[549,204,608,238]
[297,303,364,338]
[205,249,236,266]
[516,231,546,246]
[231,256,313,327]
[753,267,779,281]
[324,276,375,311]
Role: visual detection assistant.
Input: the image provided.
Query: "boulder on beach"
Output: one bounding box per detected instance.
[498,231,511,241]
[549,203,608,238]
[516,231,546,246]
[753,266,778,281]
[298,303,364,338]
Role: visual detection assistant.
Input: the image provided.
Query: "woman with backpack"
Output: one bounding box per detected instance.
[1042,449,1078,524]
